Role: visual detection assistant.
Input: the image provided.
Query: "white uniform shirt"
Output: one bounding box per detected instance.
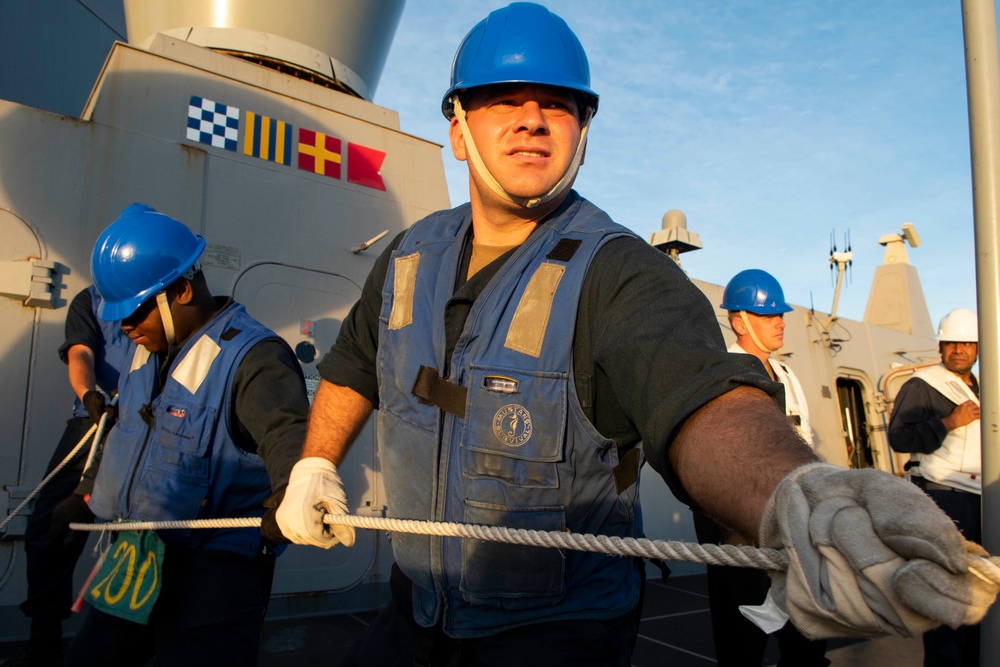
[909,363,981,493]
[728,341,814,447]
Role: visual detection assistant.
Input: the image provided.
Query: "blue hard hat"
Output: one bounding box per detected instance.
[720,269,793,315]
[90,204,206,321]
[117,202,156,217]
[441,2,599,119]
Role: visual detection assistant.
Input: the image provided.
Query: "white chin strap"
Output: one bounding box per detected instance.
[156,291,176,346]
[739,311,780,353]
[452,96,592,209]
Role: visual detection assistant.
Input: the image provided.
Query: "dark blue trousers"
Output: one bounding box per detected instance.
[343,563,643,667]
[693,511,829,667]
[21,417,93,625]
[65,543,274,667]
[920,485,982,667]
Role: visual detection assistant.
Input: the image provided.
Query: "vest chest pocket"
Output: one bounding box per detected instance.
[149,402,215,482]
[131,402,216,521]
[461,367,566,490]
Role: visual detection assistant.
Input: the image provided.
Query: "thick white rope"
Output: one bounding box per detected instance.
[0,405,115,533]
[67,513,1000,585]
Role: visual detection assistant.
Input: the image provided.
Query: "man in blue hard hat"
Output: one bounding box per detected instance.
[267,3,997,664]
[722,269,813,446]
[63,204,309,666]
[4,285,127,667]
[692,269,829,667]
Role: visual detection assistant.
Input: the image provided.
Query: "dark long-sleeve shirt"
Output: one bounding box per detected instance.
[317,194,780,504]
[888,375,979,455]
[78,300,308,496]
[58,287,104,363]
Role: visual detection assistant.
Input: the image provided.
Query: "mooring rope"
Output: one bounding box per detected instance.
[0,405,116,533]
[0,397,119,534]
[67,513,1000,584]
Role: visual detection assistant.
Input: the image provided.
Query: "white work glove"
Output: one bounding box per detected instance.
[274,457,356,549]
[760,462,998,639]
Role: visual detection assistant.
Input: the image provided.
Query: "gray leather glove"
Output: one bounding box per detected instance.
[760,463,998,639]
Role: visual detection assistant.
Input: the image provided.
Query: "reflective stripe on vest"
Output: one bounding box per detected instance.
[376,195,643,637]
[89,302,276,556]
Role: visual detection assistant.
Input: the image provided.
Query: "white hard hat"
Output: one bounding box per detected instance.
[936,308,978,343]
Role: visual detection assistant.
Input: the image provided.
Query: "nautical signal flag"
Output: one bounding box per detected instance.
[347,142,386,191]
[182,95,387,191]
[298,128,341,179]
[187,96,239,151]
[244,112,292,165]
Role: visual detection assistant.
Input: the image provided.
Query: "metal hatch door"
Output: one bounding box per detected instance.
[0,210,44,498]
[836,371,907,475]
[837,377,875,470]
[233,263,378,595]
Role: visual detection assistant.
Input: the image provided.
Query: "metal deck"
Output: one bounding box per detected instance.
[0,571,924,666]
[253,571,923,666]
[250,568,923,667]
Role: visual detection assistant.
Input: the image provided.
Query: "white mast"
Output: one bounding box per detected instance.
[960,1,1000,663]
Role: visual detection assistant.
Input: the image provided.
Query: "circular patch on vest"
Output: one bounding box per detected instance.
[492,404,533,447]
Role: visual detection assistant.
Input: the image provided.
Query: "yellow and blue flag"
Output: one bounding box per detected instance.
[244,111,292,165]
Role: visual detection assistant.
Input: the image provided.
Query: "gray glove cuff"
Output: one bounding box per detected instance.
[759,461,836,547]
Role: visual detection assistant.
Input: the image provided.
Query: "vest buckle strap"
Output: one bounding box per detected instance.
[612,447,641,494]
[412,365,467,418]
[546,238,582,262]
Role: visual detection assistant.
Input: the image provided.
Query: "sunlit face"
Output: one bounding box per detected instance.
[940,341,978,375]
[746,312,786,352]
[451,84,582,203]
[120,295,168,354]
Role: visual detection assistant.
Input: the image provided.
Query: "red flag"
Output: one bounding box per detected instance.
[298,128,341,178]
[347,142,386,191]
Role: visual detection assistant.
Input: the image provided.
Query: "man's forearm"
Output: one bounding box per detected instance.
[669,386,818,541]
[66,344,98,401]
[302,379,374,466]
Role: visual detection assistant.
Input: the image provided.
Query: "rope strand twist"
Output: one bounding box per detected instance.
[67,513,1000,584]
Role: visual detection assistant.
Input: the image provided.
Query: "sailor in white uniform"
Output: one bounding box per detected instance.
[889,307,981,667]
[693,269,828,667]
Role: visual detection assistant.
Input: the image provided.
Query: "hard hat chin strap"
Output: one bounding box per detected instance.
[452,97,591,210]
[156,291,176,346]
[739,311,781,354]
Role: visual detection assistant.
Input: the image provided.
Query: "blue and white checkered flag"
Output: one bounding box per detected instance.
[186,96,239,151]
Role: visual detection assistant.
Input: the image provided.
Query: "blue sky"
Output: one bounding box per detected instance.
[374,1,980,328]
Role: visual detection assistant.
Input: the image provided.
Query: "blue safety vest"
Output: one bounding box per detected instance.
[71,286,130,418]
[377,194,643,637]
[89,302,275,557]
